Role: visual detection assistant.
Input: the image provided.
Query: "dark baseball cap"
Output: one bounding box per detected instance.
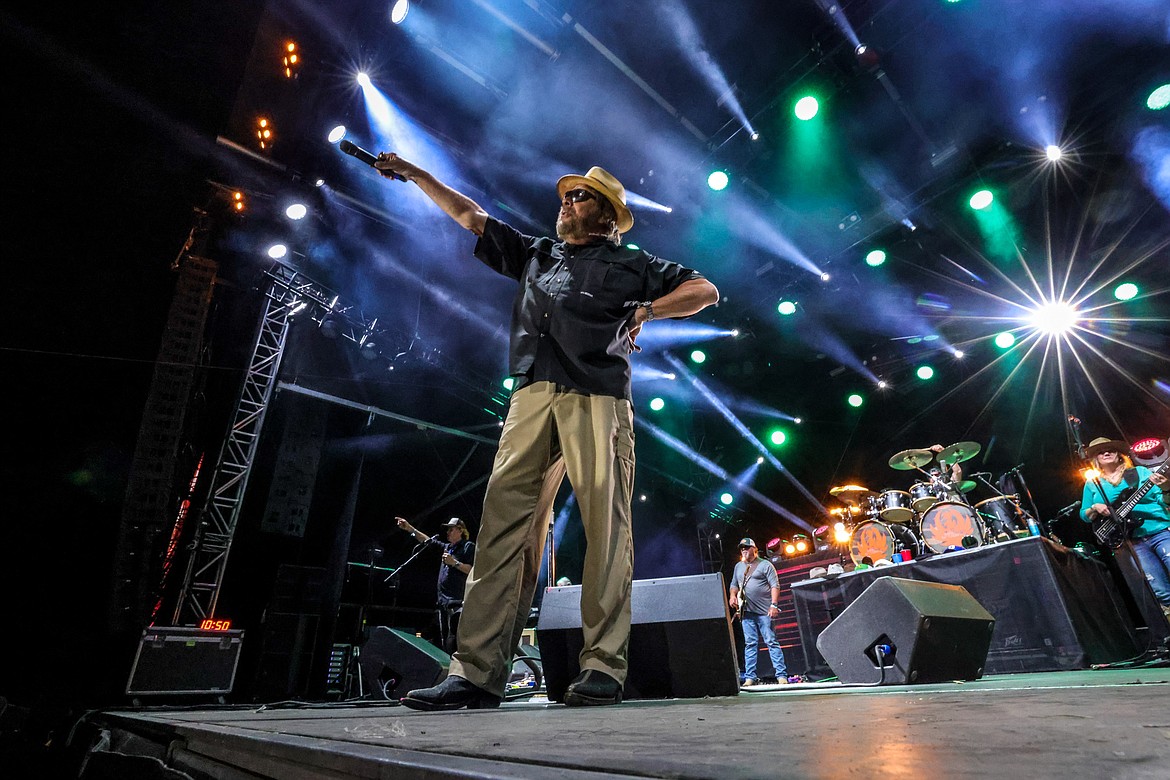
[738,537,757,549]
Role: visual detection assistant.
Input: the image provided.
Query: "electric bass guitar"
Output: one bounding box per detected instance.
[1092,460,1170,548]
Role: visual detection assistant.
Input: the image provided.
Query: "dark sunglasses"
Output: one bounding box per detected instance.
[562,188,598,204]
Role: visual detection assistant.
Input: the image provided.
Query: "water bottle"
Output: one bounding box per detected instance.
[1026,517,1041,537]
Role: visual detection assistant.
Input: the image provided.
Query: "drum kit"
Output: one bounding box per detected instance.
[829,441,1038,567]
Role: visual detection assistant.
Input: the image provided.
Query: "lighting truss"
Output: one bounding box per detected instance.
[171,262,396,625]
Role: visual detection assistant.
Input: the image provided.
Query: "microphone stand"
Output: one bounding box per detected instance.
[385,537,441,584]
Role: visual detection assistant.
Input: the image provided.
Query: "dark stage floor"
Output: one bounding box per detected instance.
[75,667,1170,779]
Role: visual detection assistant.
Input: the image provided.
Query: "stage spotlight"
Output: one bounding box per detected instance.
[720,493,734,505]
[969,189,994,210]
[690,350,707,364]
[1131,437,1167,464]
[793,535,809,553]
[256,118,274,150]
[318,315,340,339]
[328,125,347,144]
[707,170,730,191]
[1028,301,1079,335]
[390,0,410,25]
[865,249,887,267]
[766,538,782,552]
[1147,84,1170,111]
[1082,468,1100,482]
[285,203,308,220]
[820,272,831,282]
[777,300,797,316]
[769,429,787,446]
[750,131,761,141]
[267,243,288,259]
[793,417,803,424]
[847,393,864,408]
[794,95,819,120]
[877,380,889,389]
[916,365,935,381]
[756,456,765,464]
[952,348,965,358]
[833,522,851,543]
[994,332,1016,349]
[502,377,515,391]
[1114,282,1139,301]
[1045,145,1063,162]
[784,541,796,555]
[357,72,372,88]
[649,397,666,411]
[282,41,299,79]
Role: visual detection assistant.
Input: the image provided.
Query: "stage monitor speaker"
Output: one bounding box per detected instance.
[816,576,995,685]
[359,627,449,699]
[537,573,739,702]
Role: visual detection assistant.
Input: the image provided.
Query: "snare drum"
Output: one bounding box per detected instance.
[975,496,1031,540]
[909,482,940,513]
[919,501,984,553]
[877,489,915,523]
[849,520,922,566]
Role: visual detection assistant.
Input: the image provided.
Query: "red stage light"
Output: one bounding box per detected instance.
[1132,438,1165,456]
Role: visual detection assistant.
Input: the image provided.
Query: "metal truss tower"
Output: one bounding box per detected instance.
[172,261,391,625]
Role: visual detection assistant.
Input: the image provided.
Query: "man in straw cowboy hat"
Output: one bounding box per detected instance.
[1079,436,1170,618]
[374,152,718,709]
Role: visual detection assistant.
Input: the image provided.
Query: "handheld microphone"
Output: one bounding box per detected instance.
[338,140,407,181]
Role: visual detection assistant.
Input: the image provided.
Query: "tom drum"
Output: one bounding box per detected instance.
[975,496,1032,540]
[877,490,915,524]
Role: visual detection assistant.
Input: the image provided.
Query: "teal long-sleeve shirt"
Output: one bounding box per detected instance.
[1079,465,1170,539]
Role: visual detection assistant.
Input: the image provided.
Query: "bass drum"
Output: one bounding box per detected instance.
[919,501,984,553]
[975,496,1031,540]
[849,520,922,566]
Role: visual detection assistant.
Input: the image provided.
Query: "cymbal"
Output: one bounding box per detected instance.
[956,479,977,493]
[938,441,981,466]
[889,448,933,470]
[830,484,874,498]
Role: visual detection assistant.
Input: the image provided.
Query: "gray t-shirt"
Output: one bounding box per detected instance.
[730,558,780,615]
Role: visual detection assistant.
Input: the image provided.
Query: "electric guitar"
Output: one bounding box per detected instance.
[1092,461,1170,548]
[734,562,754,620]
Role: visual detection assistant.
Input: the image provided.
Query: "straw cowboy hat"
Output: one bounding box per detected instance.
[557,166,634,233]
[1084,437,1130,458]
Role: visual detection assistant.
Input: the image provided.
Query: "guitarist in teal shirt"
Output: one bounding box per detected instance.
[1079,436,1170,617]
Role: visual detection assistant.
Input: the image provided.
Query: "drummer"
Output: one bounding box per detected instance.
[926,444,964,486]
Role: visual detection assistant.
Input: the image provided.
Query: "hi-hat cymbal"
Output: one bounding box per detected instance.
[889,448,933,470]
[938,441,981,466]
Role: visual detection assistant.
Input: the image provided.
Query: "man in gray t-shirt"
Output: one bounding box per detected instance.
[728,538,788,686]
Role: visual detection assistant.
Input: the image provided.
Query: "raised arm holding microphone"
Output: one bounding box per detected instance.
[373,152,719,710]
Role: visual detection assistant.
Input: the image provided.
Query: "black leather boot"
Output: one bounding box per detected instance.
[400,675,502,711]
[563,669,623,707]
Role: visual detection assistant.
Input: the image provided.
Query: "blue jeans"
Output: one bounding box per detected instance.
[1133,528,1170,606]
[741,613,787,680]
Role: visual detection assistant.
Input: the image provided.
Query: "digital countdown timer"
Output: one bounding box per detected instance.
[199,618,233,631]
